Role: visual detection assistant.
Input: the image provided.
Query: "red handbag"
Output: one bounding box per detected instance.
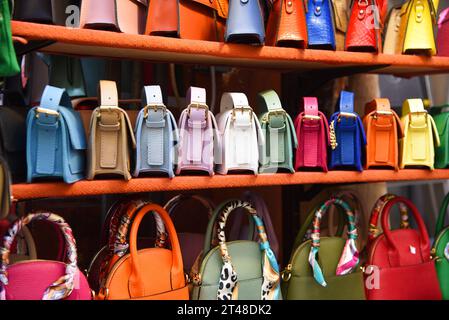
[365,196,442,300]
[294,97,330,171]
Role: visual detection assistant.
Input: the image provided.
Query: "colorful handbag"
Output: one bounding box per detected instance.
[176,87,220,176]
[363,98,403,170]
[164,194,214,272]
[365,196,442,300]
[0,0,19,77]
[258,90,297,173]
[48,56,87,98]
[399,99,440,170]
[433,106,449,168]
[225,0,266,44]
[0,157,11,219]
[96,203,189,300]
[0,212,92,300]
[294,97,330,172]
[80,0,147,34]
[0,220,36,264]
[266,0,308,48]
[329,91,366,171]
[437,8,449,56]
[383,6,403,54]
[282,198,366,300]
[146,0,227,41]
[397,0,438,55]
[26,85,87,184]
[305,0,336,49]
[433,192,449,300]
[190,200,281,300]
[215,92,263,175]
[345,0,382,52]
[12,0,79,25]
[87,81,136,181]
[134,86,179,178]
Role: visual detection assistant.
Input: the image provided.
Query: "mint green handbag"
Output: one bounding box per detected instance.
[0,0,19,77]
[190,200,281,300]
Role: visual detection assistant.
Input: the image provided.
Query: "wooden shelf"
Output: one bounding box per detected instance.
[11,21,449,76]
[12,169,449,200]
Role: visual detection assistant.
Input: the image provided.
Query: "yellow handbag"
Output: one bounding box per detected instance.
[400,99,440,170]
[396,0,438,55]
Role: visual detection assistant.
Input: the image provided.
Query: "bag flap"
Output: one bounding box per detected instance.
[438,7,449,25]
[59,107,87,150]
[0,107,27,152]
[191,0,228,18]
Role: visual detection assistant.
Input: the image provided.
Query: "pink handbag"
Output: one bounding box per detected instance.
[176,87,221,176]
[79,0,148,34]
[0,213,92,300]
[294,97,330,171]
[437,8,449,56]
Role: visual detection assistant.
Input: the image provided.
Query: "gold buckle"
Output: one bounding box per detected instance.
[281,264,292,282]
[303,114,321,121]
[232,106,253,121]
[339,112,357,118]
[187,103,209,119]
[143,104,167,119]
[35,107,60,119]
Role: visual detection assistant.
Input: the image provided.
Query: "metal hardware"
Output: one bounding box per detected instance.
[281,264,292,282]
[261,109,286,123]
[329,120,338,150]
[303,114,321,121]
[232,106,253,121]
[35,107,60,119]
[143,104,167,119]
[187,103,209,119]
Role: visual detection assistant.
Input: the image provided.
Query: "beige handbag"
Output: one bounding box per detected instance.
[383,6,403,54]
[87,81,136,181]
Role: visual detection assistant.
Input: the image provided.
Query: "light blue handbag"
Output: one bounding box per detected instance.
[225,0,266,44]
[134,86,179,178]
[26,85,87,184]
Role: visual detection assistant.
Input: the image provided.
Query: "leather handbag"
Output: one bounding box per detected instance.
[176,87,220,176]
[397,0,438,55]
[26,85,87,184]
[164,194,214,272]
[190,199,281,300]
[87,80,136,181]
[80,0,147,34]
[258,90,297,173]
[96,203,189,300]
[399,99,440,170]
[146,0,227,41]
[282,198,366,300]
[345,0,382,52]
[433,192,449,299]
[216,92,264,175]
[329,91,366,171]
[225,0,266,44]
[363,98,403,170]
[365,196,442,300]
[294,97,330,172]
[383,6,402,54]
[0,0,19,77]
[134,86,179,178]
[437,7,449,56]
[433,107,449,168]
[0,157,11,219]
[305,0,336,49]
[12,0,79,25]
[48,56,87,98]
[0,212,92,300]
[0,220,37,264]
[266,0,308,48]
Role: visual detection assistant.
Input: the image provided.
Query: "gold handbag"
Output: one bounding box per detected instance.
[87,81,136,181]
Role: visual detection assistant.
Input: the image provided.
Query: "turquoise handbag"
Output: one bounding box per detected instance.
[26,85,87,183]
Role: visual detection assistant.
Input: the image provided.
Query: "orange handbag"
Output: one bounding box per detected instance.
[363,98,404,170]
[146,0,228,41]
[96,203,189,300]
[266,0,308,48]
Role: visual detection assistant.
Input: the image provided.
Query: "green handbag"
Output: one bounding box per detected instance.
[0,0,19,77]
[258,90,298,173]
[190,200,281,300]
[49,55,87,98]
[433,192,449,300]
[433,106,449,168]
[282,197,366,300]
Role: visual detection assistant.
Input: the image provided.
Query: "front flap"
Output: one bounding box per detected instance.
[0,107,27,152]
[59,107,87,150]
[190,0,229,18]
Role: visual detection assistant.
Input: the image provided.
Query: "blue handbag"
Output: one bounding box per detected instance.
[329,91,366,171]
[225,0,265,44]
[306,0,336,49]
[134,86,179,178]
[26,85,87,183]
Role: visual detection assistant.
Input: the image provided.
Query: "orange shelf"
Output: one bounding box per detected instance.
[12,169,449,200]
[11,21,449,76]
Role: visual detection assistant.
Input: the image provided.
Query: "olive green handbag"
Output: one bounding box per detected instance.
[433,192,449,300]
[433,106,449,168]
[0,0,19,77]
[282,197,366,300]
[190,200,281,300]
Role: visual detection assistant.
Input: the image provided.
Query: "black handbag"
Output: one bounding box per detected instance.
[12,0,80,26]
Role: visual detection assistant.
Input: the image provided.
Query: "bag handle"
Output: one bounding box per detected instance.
[0,213,79,300]
[164,194,214,222]
[308,198,359,287]
[128,203,185,298]
[381,197,431,267]
[435,192,449,237]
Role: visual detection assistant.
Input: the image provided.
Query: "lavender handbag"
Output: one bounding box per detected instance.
[225,0,266,44]
[134,86,179,178]
[176,87,220,176]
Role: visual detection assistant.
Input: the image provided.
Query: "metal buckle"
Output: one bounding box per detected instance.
[373,110,393,119]
[187,103,209,119]
[232,106,253,121]
[143,104,167,119]
[96,106,120,119]
[303,114,321,121]
[261,109,286,123]
[281,264,292,282]
[35,107,60,119]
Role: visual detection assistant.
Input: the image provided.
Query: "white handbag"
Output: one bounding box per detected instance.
[215,93,264,175]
